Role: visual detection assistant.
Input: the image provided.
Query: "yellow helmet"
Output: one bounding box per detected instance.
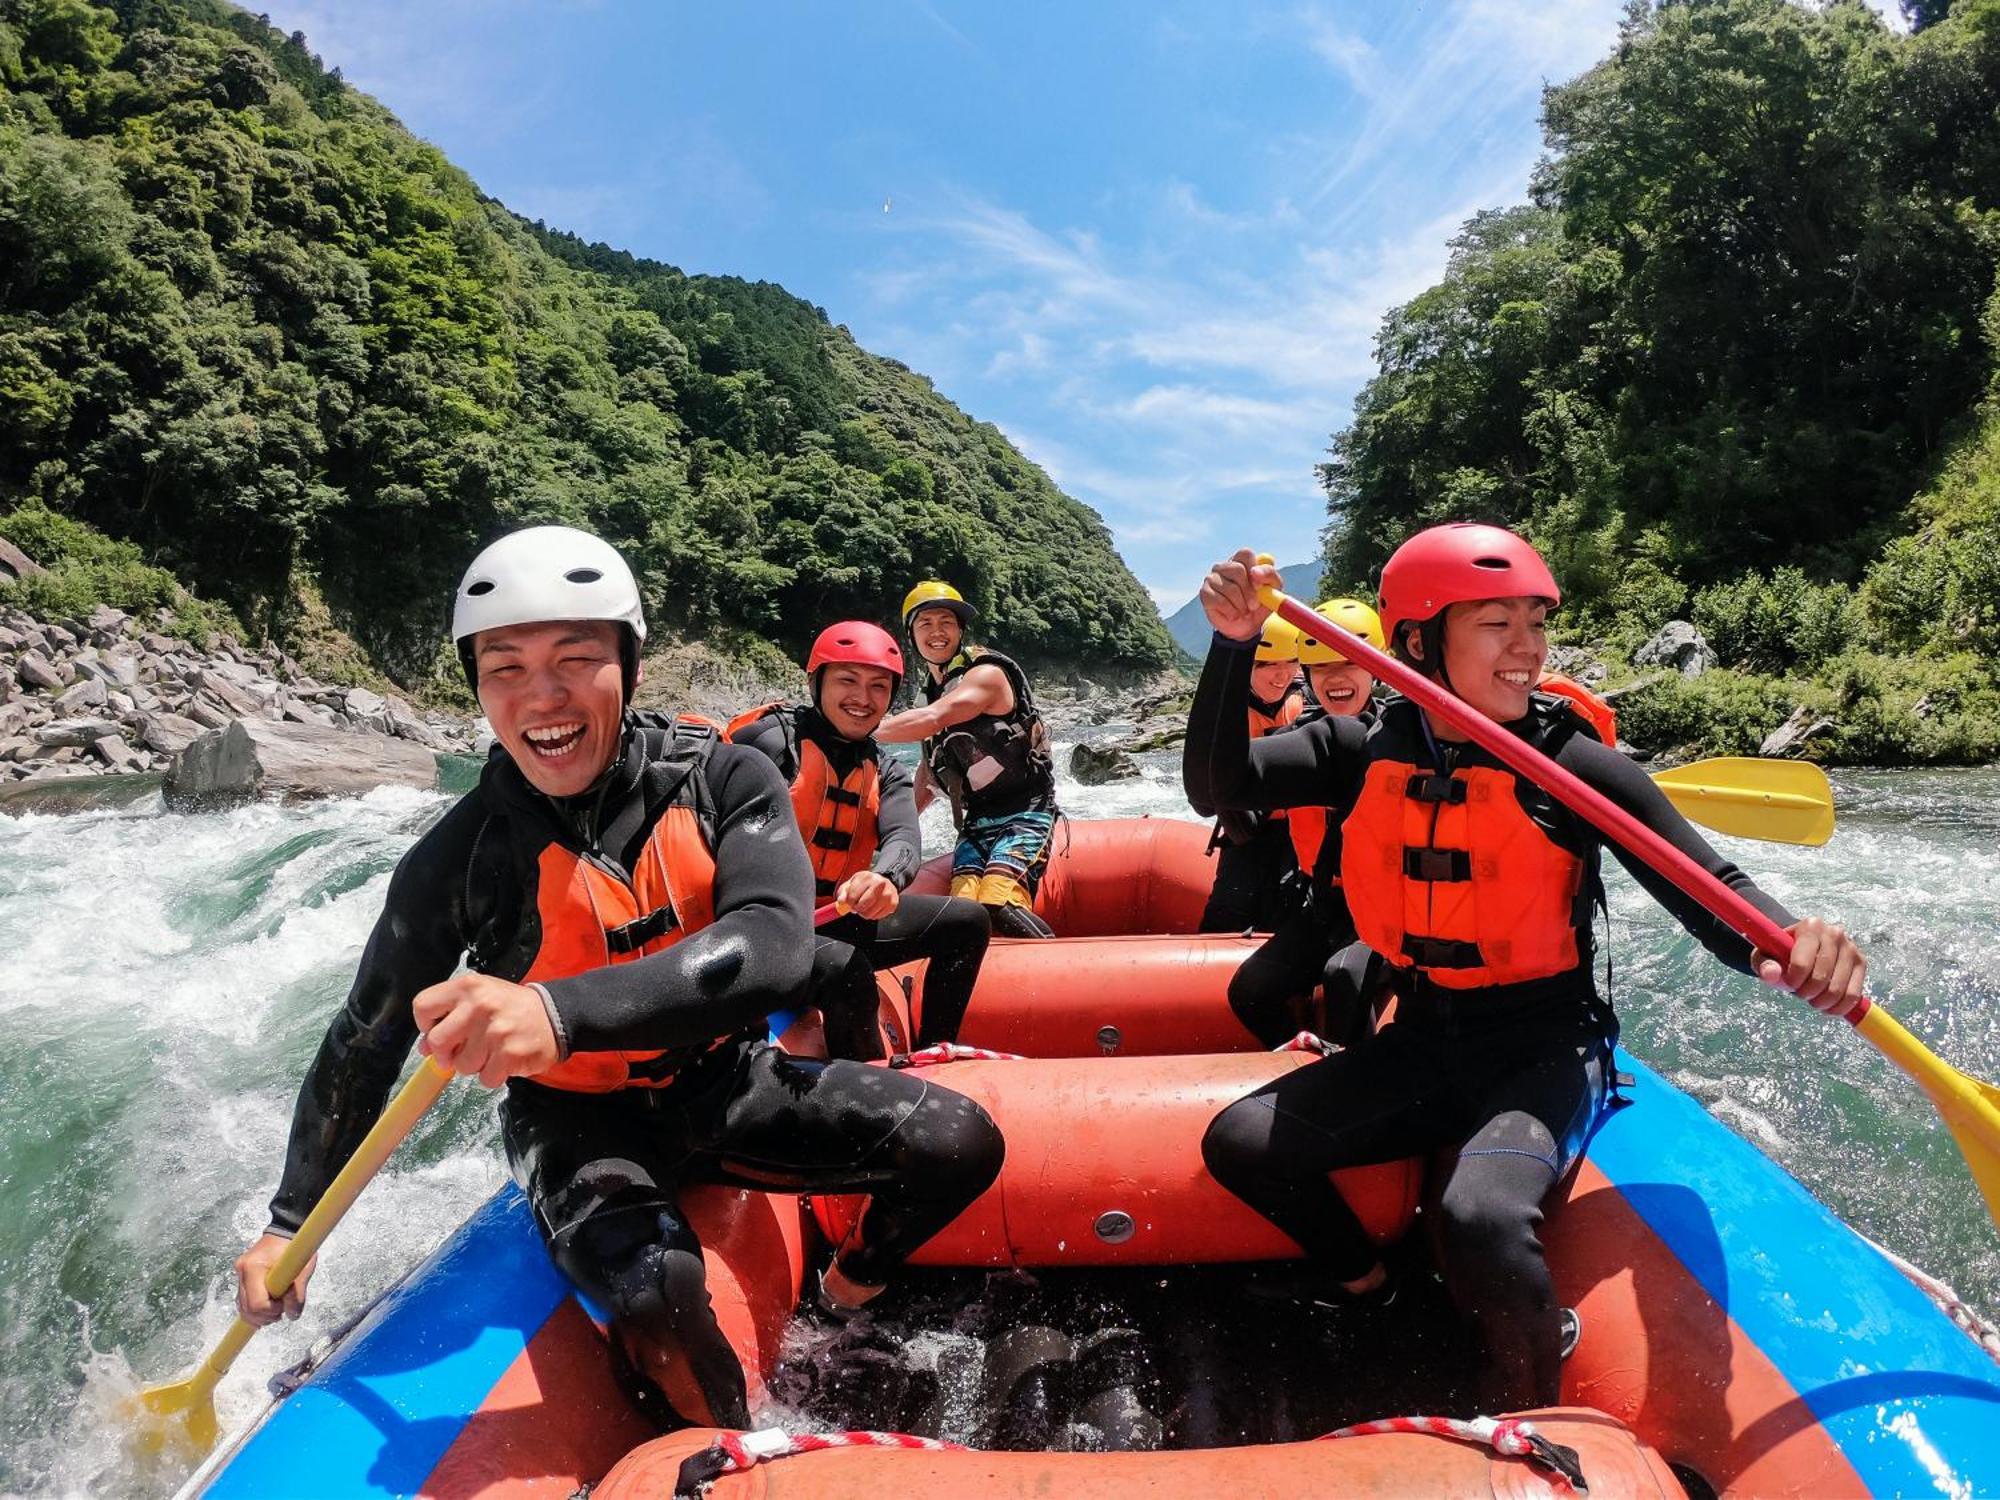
[1296,598,1385,665]
[900,579,976,629]
[1254,615,1302,662]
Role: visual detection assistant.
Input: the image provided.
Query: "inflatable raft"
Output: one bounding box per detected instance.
[178,816,2000,1499]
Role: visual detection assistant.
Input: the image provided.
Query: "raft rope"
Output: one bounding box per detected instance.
[1860,1231,2000,1366]
[669,1415,1589,1497]
[1321,1415,1590,1493]
[1276,1030,1337,1056]
[673,1428,965,1496]
[888,1041,1025,1068]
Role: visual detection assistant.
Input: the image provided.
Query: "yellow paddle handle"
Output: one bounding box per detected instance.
[190,1057,454,1400]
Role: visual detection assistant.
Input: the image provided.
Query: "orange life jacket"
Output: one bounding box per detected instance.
[1288,804,1329,875]
[726,702,882,897]
[1340,709,1589,991]
[520,724,722,1093]
[1538,671,1617,746]
[1247,688,1303,828]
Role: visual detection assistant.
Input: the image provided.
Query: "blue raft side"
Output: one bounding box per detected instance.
[1592,1050,2000,1499]
[201,1184,567,1500]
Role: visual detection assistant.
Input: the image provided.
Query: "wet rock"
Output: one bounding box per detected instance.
[1071,742,1140,785]
[16,650,63,692]
[1760,705,1835,759]
[1634,620,1718,679]
[165,718,437,808]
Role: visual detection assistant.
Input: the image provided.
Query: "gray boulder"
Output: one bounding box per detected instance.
[90,734,141,772]
[1070,741,1141,785]
[16,650,63,692]
[0,536,44,582]
[1634,621,1718,679]
[35,717,123,747]
[342,686,387,719]
[165,718,437,808]
[139,712,204,756]
[1760,705,1835,759]
[55,677,107,713]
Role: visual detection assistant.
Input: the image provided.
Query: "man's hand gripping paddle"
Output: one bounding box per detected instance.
[1254,557,2000,1230]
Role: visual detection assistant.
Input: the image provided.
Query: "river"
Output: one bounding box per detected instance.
[0,737,1994,1496]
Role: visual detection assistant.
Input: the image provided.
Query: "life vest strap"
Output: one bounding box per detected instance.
[1404,773,1467,805]
[1403,847,1472,882]
[1403,936,1484,969]
[604,903,678,954]
[822,786,864,807]
[811,828,855,852]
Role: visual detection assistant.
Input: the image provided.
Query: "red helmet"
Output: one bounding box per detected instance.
[806,620,904,685]
[1378,523,1561,643]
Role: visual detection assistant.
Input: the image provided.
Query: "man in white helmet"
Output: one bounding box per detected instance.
[232,526,1004,1429]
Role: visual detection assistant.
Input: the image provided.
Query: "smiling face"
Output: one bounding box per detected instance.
[1249,659,1298,704]
[1307,660,1374,716]
[474,620,626,797]
[816,663,897,740]
[1435,596,1549,725]
[909,605,964,669]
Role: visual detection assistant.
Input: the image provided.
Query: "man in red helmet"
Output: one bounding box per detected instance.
[728,621,992,1059]
[1187,527,1867,1412]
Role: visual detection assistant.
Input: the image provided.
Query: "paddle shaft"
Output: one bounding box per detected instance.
[183,1057,454,1401]
[1256,589,1864,1022]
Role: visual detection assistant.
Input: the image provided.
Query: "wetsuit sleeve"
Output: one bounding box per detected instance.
[872,752,923,890]
[542,743,814,1050]
[1561,735,1794,973]
[1184,632,1363,814]
[266,796,483,1235]
[730,711,792,774]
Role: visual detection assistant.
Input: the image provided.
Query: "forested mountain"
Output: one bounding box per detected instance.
[1322,0,2000,763]
[0,0,1173,692]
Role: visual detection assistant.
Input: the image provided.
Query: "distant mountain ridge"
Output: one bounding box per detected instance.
[1163,559,1322,660]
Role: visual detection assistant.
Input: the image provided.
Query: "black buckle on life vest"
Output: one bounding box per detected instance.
[1402,936,1483,969]
[1404,773,1466,804]
[605,904,678,955]
[823,786,863,807]
[811,828,855,851]
[623,1051,687,1086]
[1403,847,1472,882]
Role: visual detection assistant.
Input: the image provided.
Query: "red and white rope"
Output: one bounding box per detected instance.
[678,1428,963,1494]
[890,1042,1025,1068]
[1861,1232,2000,1366]
[1277,1031,1336,1056]
[1321,1415,1585,1490]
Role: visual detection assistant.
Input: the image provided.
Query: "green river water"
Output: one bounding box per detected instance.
[0,748,1994,1496]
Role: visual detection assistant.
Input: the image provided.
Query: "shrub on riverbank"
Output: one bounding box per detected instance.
[0,500,236,646]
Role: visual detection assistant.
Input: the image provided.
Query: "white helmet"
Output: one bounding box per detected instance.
[451,526,646,690]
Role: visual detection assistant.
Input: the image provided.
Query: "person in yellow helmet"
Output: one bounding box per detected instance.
[875,580,1061,939]
[1221,599,1388,1046]
[1193,613,1309,933]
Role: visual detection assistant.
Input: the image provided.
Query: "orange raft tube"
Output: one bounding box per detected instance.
[597,1409,1684,1498]
[811,1052,1419,1267]
[900,817,1274,1056]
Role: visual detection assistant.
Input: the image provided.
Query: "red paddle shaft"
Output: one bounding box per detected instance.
[1259,588,1861,1025]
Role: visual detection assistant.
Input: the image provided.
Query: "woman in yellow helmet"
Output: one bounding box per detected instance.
[1193,614,1308,934]
[1220,600,1387,1046]
[875,580,1061,939]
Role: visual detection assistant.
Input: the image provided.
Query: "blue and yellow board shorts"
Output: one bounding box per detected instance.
[950,808,1056,908]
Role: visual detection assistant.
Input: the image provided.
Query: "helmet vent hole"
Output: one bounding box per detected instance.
[564,567,604,584]
[465,580,495,596]
[1473,556,1509,570]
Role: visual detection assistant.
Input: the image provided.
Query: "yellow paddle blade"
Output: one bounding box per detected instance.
[126,1369,220,1459]
[1855,1005,2000,1229]
[1649,756,1834,847]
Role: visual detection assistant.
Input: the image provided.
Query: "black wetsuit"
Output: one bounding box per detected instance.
[1196,689,1305,935]
[1219,700,1388,1048]
[731,705,991,1058]
[1184,633,1792,1408]
[266,712,1004,1427]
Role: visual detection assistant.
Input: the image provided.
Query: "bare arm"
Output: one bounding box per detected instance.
[875,663,1014,743]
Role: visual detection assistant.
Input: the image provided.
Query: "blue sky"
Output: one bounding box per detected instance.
[259,0,1901,613]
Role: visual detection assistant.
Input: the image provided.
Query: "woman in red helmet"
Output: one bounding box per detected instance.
[729,622,991,1059]
[1187,526,1866,1411]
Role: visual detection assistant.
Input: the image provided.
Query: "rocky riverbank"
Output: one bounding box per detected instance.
[0,603,473,796]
